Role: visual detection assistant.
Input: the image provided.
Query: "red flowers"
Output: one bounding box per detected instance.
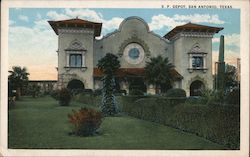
[68,107,102,136]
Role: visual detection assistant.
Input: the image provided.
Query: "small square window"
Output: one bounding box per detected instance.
[69,54,82,67]
[192,56,203,68]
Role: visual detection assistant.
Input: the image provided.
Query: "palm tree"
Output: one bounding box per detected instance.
[8,66,29,100]
[145,56,174,94]
[97,53,120,116]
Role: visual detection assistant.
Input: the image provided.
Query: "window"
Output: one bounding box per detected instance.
[128,48,140,60]
[192,56,203,68]
[188,43,207,73]
[69,54,82,67]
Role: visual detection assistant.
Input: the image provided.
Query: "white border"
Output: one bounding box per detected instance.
[1,0,249,157]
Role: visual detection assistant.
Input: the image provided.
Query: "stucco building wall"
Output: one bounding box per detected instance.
[49,16,222,96]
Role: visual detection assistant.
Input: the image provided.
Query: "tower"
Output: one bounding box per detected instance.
[48,18,102,90]
[164,23,223,96]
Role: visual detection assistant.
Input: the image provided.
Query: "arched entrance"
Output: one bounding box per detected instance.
[67,79,85,90]
[129,77,147,93]
[190,80,205,96]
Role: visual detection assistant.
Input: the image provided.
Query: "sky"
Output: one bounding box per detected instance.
[8,8,240,80]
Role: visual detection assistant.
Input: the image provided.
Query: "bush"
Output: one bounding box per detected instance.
[121,97,240,149]
[129,89,144,96]
[114,89,127,96]
[82,89,93,95]
[201,89,224,105]
[93,89,102,96]
[59,88,71,106]
[68,107,102,136]
[164,88,186,97]
[50,90,60,100]
[225,88,240,105]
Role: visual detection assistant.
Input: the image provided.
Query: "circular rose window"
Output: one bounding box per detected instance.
[123,43,145,64]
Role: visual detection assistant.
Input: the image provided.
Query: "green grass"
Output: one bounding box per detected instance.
[8,96,226,149]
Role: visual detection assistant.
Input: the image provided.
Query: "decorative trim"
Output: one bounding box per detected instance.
[187,75,208,90]
[187,68,208,73]
[171,32,214,41]
[65,39,87,51]
[118,34,150,58]
[64,66,87,72]
[188,43,207,54]
[58,28,94,35]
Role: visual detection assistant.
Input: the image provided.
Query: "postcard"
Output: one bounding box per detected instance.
[1,0,249,157]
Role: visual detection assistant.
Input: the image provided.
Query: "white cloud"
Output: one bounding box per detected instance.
[47,11,70,20]
[34,19,51,30]
[102,17,124,32]
[212,37,220,43]
[46,9,123,34]
[224,34,240,47]
[64,8,103,22]
[149,14,185,31]
[174,14,225,24]
[213,34,240,46]
[18,15,29,22]
[149,13,225,31]
[212,34,240,57]
[8,25,58,69]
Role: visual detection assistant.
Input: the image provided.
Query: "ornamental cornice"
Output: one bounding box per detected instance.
[58,28,94,35]
[171,32,214,41]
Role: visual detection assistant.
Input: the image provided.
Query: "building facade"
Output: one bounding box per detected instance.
[48,16,223,96]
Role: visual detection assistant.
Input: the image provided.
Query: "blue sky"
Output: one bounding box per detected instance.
[9,8,240,80]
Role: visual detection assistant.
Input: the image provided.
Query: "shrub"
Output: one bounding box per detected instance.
[82,89,93,95]
[114,89,127,96]
[50,90,60,100]
[225,88,240,105]
[93,89,102,96]
[59,88,71,106]
[68,107,102,136]
[201,89,224,105]
[129,89,144,96]
[121,97,240,149]
[164,88,186,97]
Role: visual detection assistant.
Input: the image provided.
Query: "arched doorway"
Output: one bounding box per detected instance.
[190,80,205,96]
[129,77,147,93]
[67,79,85,91]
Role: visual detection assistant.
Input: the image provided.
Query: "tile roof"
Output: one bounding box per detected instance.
[164,22,223,40]
[48,18,102,37]
[93,68,183,80]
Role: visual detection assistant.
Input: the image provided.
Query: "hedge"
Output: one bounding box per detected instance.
[121,96,239,149]
[74,93,123,109]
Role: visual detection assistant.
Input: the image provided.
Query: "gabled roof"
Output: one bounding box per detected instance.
[164,22,223,40]
[48,18,102,37]
[93,68,183,80]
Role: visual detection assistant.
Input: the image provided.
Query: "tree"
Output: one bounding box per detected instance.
[224,64,238,93]
[97,53,120,116]
[145,56,174,94]
[8,66,29,100]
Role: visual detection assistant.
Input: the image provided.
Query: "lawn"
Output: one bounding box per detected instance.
[8,96,226,149]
